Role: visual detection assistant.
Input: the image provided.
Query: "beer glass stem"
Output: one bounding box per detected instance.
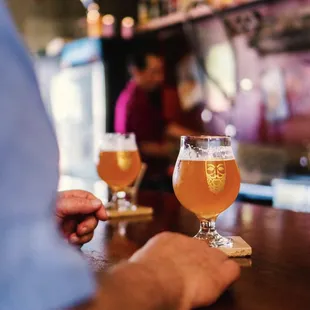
[105,189,119,210]
[201,218,216,234]
[108,188,132,211]
[111,190,118,203]
[195,217,233,248]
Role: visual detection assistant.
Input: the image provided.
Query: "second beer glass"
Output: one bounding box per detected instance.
[97,133,141,209]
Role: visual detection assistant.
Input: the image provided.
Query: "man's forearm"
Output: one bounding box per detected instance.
[71,262,182,310]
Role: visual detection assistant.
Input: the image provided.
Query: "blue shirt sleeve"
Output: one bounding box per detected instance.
[0,2,96,310]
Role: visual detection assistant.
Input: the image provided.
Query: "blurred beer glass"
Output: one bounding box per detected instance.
[173,136,240,248]
[97,133,141,210]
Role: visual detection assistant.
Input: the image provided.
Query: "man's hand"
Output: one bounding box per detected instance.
[129,232,240,309]
[56,190,107,246]
[72,232,240,310]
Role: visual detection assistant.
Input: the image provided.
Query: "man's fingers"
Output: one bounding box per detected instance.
[69,232,94,245]
[218,259,241,289]
[191,256,240,308]
[62,218,77,237]
[95,205,108,221]
[205,247,229,263]
[77,216,98,236]
[204,258,240,303]
[58,197,103,216]
[59,190,97,200]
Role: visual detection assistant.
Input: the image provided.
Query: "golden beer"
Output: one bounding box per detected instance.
[97,150,141,191]
[173,159,240,219]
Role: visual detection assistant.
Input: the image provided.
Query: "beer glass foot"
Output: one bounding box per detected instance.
[106,193,137,212]
[105,191,119,210]
[194,231,233,248]
[194,218,233,248]
[105,201,118,210]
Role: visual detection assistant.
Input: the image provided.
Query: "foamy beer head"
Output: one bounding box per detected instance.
[97,133,141,190]
[173,136,240,220]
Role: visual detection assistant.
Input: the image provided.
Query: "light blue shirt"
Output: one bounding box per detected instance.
[0,2,95,309]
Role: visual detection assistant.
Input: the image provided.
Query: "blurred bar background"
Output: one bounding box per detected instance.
[7,0,310,211]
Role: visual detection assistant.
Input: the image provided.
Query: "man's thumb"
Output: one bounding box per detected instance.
[59,197,103,216]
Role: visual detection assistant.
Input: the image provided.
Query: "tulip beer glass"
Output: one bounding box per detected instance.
[173,136,240,247]
[97,133,141,209]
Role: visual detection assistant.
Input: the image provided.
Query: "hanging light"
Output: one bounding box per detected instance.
[121,17,135,39]
[201,109,213,123]
[80,0,97,9]
[240,78,253,91]
[87,10,100,23]
[86,2,101,37]
[225,124,237,137]
[122,17,135,28]
[102,14,115,26]
[102,14,115,38]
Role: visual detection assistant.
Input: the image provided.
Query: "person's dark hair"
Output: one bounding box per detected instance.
[128,49,162,71]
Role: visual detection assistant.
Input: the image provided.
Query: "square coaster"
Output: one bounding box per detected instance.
[107,206,153,219]
[219,236,252,258]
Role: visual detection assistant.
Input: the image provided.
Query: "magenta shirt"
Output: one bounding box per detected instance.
[114,81,168,178]
[114,81,166,144]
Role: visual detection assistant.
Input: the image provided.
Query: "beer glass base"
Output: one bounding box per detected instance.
[106,190,131,211]
[105,201,118,210]
[194,231,233,248]
[106,199,137,212]
[195,218,233,248]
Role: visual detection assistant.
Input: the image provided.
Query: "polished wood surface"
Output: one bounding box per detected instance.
[82,191,310,310]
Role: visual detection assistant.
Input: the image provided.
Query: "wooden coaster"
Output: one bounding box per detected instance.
[108,215,153,225]
[219,236,252,258]
[107,206,153,219]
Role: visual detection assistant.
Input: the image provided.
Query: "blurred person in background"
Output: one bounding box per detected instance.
[177,53,208,133]
[0,1,239,309]
[115,49,198,191]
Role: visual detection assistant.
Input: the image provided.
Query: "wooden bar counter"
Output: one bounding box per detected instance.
[82,191,310,310]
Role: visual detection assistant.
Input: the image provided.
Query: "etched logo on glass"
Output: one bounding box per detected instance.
[205,162,226,194]
[116,151,132,171]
